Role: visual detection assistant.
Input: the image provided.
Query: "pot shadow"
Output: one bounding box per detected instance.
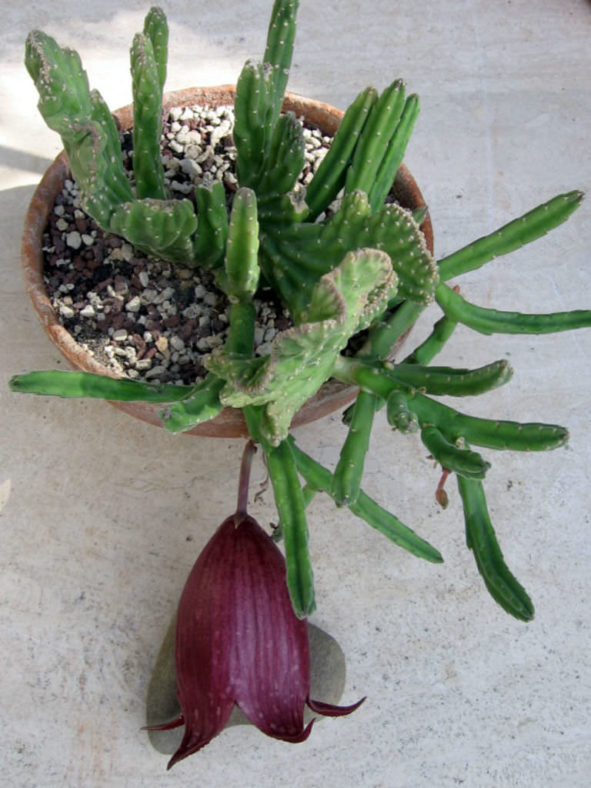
[0,183,47,311]
[0,144,54,176]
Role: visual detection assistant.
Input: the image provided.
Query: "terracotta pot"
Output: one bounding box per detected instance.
[21,86,434,438]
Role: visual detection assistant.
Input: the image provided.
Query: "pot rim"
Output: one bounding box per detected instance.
[21,85,434,438]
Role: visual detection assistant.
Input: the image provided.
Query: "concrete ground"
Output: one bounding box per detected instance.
[1,1,590,785]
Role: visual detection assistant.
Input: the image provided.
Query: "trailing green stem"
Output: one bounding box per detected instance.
[438,191,584,282]
[402,314,457,365]
[9,370,193,402]
[333,356,569,451]
[457,476,534,621]
[420,425,490,479]
[386,359,513,397]
[436,283,591,335]
[244,407,315,618]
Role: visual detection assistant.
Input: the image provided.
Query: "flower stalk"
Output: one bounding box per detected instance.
[148,437,363,769]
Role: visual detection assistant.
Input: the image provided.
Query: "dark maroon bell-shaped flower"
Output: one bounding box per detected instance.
[152,443,363,769]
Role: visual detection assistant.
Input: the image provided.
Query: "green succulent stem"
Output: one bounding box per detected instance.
[420,425,491,480]
[385,359,513,397]
[331,390,377,506]
[345,79,407,199]
[457,476,534,621]
[162,298,255,435]
[244,407,315,618]
[302,484,318,508]
[332,356,569,452]
[368,93,420,213]
[226,302,257,357]
[305,86,378,220]
[130,31,167,200]
[436,283,591,335]
[402,314,458,365]
[220,187,260,302]
[143,6,168,91]
[9,370,193,402]
[386,391,419,433]
[438,191,584,282]
[193,182,229,270]
[25,30,134,227]
[263,0,299,125]
[256,112,305,198]
[160,375,226,434]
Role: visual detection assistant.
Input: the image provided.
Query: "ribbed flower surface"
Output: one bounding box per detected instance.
[160,511,363,769]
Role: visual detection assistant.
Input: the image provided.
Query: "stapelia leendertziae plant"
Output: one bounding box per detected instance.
[148,441,363,769]
[11,0,591,762]
[14,0,591,617]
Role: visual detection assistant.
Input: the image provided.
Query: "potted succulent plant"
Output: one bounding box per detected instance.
[11,0,591,770]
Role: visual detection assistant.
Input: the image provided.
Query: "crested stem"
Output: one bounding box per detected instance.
[237,440,257,516]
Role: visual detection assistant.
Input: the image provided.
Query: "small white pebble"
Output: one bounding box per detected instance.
[126,296,141,312]
[66,231,82,250]
[180,158,202,179]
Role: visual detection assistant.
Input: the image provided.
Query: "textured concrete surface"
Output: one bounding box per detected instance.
[1,1,590,785]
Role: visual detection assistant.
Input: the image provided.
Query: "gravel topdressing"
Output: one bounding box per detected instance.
[42,104,332,386]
